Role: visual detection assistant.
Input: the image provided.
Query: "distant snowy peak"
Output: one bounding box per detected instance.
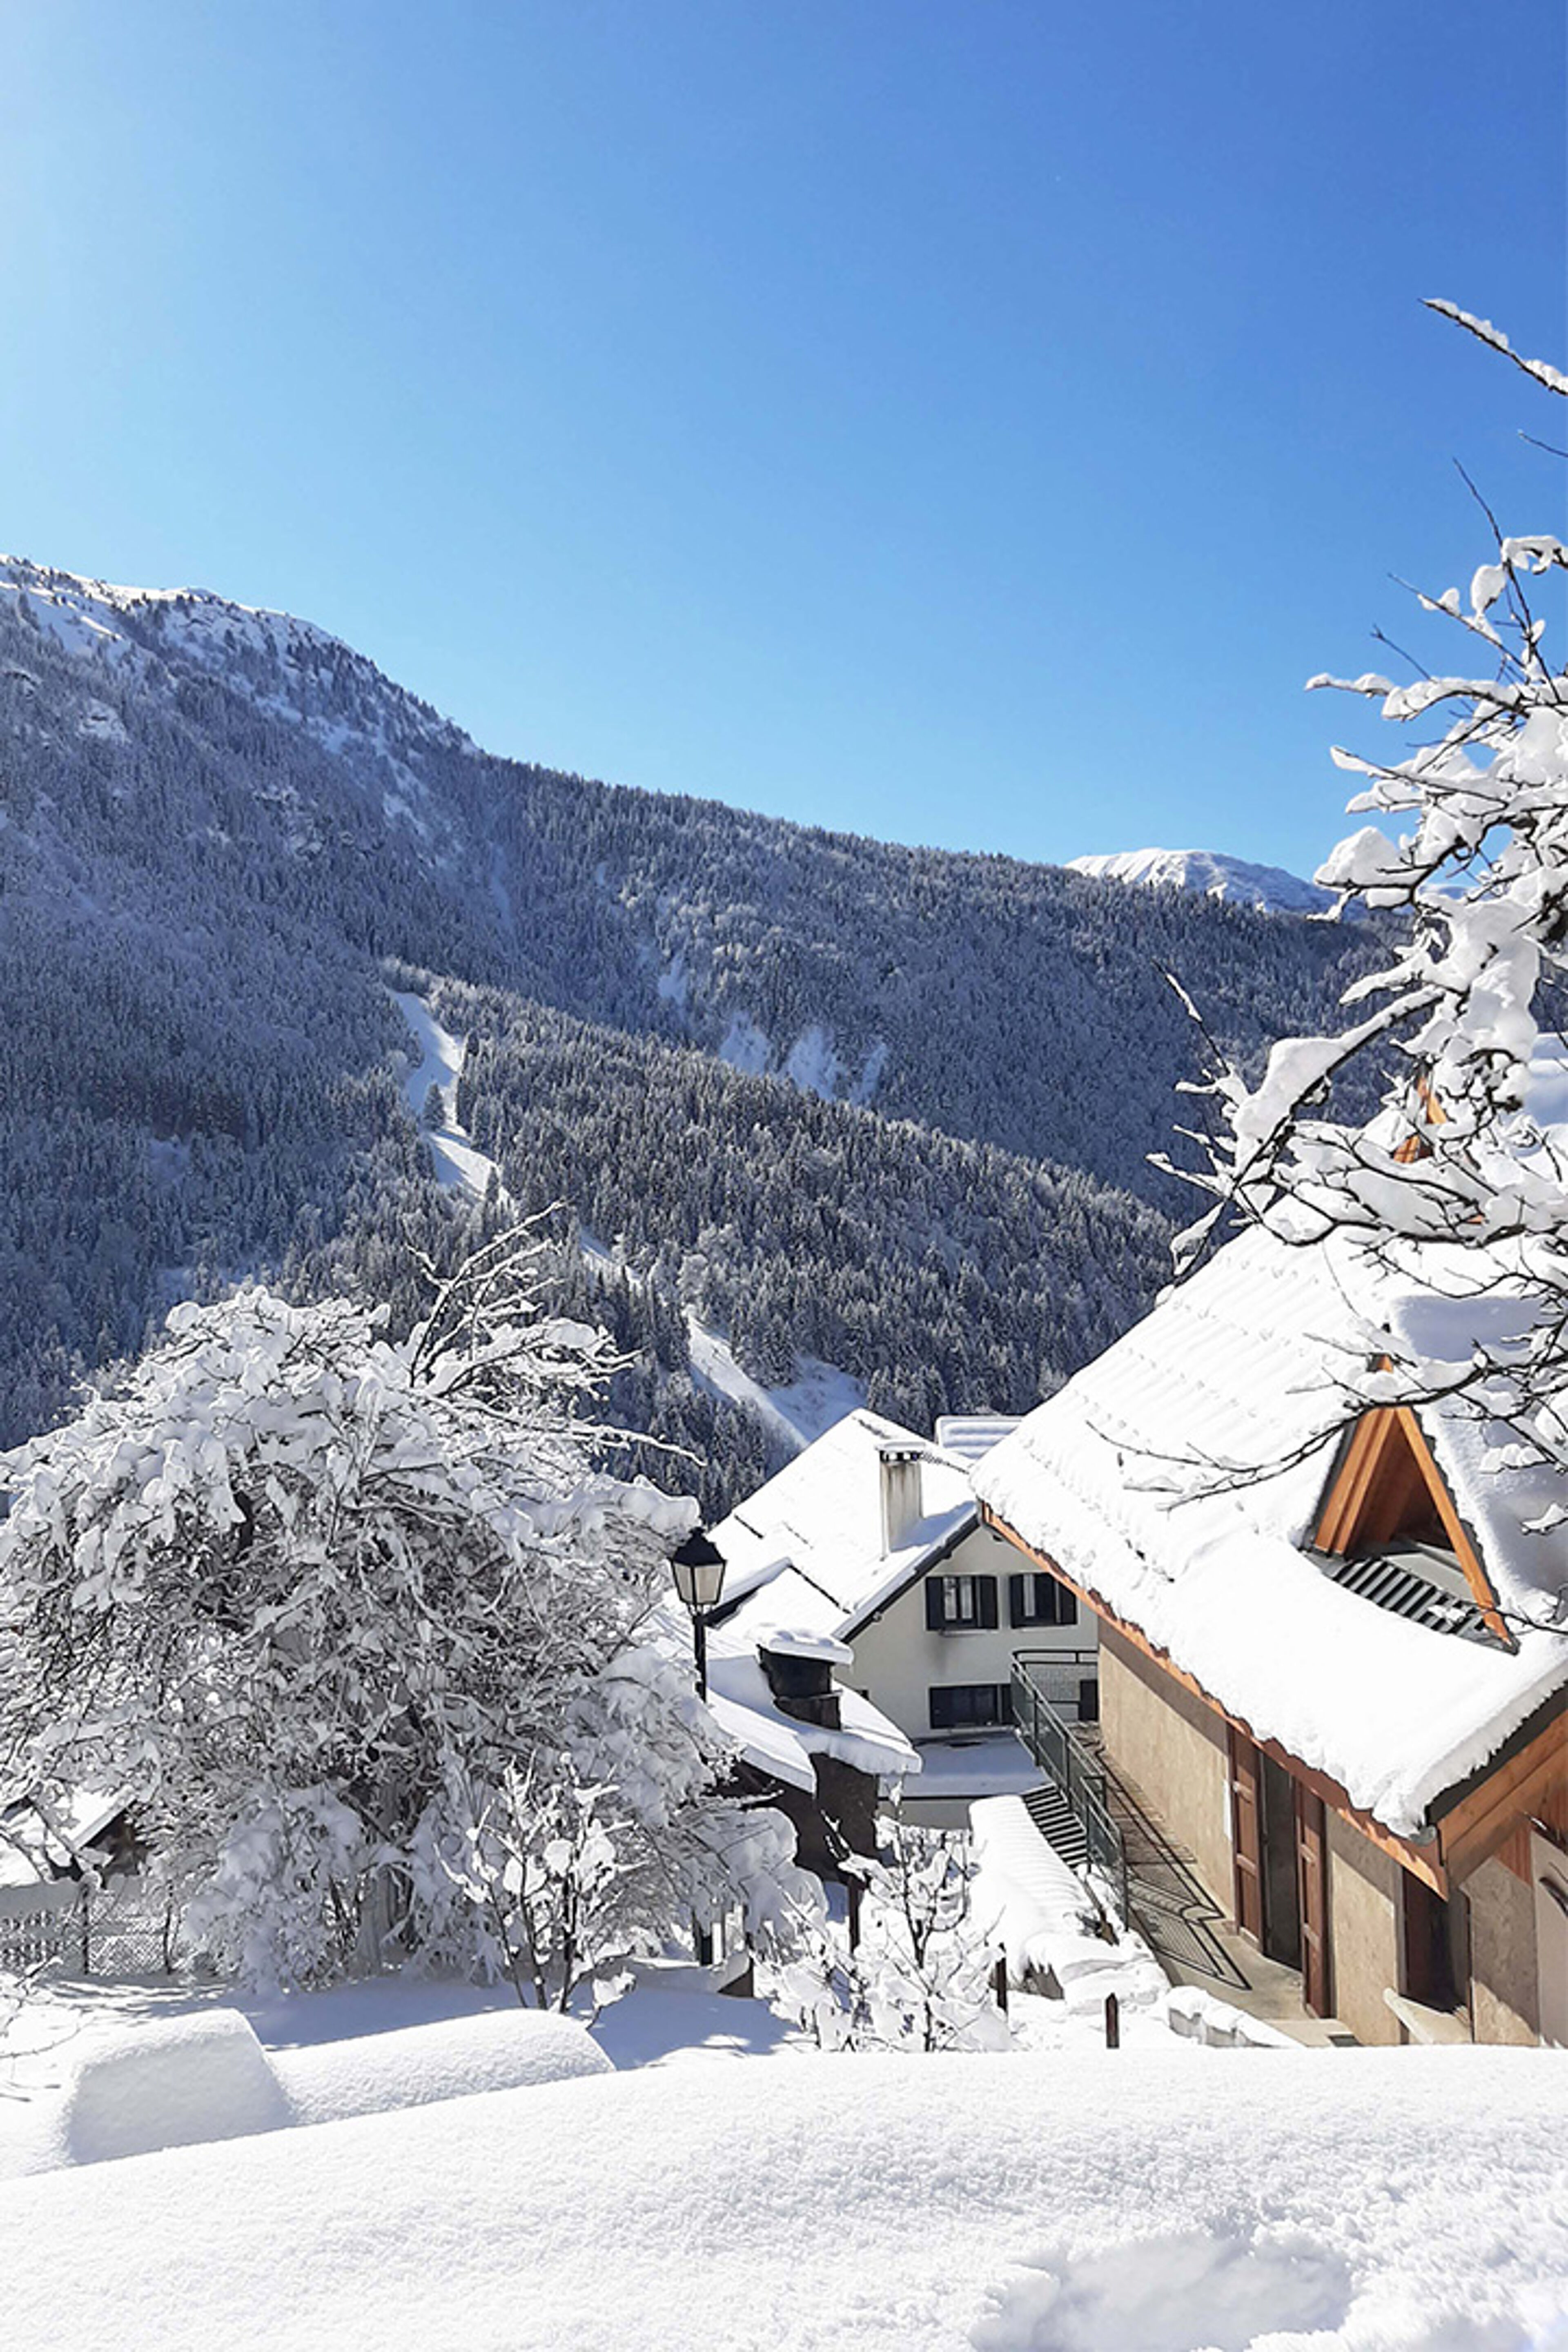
[1067,847,1334,916]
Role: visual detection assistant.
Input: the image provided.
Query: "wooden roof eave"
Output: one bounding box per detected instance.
[979,1499,1451,1895]
[1425,1685,1568,1885]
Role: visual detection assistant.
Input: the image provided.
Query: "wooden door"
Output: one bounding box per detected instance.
[1228,1728,1264,1943]
[1295,1783,1331,2018]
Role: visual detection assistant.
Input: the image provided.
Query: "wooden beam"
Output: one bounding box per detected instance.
[980,1501,1449,1894]
[1434,1716,1568,1886]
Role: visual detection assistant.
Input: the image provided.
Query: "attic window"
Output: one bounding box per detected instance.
[1311,1542,1506,1648]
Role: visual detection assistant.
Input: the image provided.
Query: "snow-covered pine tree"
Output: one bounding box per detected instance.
[0,1227,804,1991]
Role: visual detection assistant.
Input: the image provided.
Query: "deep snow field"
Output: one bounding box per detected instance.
[0,1976,1564,2352]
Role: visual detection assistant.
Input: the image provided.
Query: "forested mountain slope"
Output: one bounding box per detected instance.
[0,556,1376,1455]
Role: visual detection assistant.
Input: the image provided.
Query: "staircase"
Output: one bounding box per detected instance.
[1022,1781,1090,1871]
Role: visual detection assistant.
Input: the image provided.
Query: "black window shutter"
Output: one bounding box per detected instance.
[1008,1573,1026,1628]
[925,1577,944,1632]
[1061,1586,1078,1626]
[978,1576,999,1630]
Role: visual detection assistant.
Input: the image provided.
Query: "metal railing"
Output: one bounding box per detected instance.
[1011,1653,1129,1924]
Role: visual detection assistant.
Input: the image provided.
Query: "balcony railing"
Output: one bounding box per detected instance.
[1010,1651,1129,1924]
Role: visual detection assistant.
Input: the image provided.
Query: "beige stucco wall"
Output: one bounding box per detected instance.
[847,1522,1094,1742]
[1466,1855,1539,2045]
[1322,1810,1403,2046]
[1098,1625,1232,1907]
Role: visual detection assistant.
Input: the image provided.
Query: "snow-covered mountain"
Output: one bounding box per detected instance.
[1067,847,1334,916]
[0,553,1378,1456]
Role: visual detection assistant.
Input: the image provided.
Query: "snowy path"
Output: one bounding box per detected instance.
[582,1232,863,1452]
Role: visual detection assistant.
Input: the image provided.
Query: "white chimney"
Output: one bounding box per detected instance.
[878,1442,924,1556]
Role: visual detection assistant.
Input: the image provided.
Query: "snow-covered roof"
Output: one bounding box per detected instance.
[975,1226,1568,1838]
[703,1652,918,1795]
[706,1410,978,1648]
[933,1415,1021,1464]
[0,1787,129,1889]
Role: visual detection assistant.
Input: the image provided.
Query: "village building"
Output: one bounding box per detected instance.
[974,1226,1568,2048]
[700,1626,919,1878]
[703,1409,1091,1825]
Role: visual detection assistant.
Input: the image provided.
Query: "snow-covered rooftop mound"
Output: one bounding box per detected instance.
[706,1408,977,1647]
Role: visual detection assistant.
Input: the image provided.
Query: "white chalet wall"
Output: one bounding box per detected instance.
[846,1523,1096,1743]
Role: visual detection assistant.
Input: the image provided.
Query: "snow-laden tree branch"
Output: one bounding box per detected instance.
[0,1229,805,1991]
[1157,304,1568,1521]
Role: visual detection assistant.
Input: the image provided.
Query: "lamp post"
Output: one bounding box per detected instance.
[670,1530,727,1703]
[671,1530,728,1969]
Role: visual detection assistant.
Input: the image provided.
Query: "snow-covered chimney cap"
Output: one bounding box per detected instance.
[758,1628,853,1667]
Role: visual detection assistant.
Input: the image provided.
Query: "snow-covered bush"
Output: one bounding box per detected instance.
[0,1229,801,1990]
[781,1822,1009,2053]
[434,1651,812,2012]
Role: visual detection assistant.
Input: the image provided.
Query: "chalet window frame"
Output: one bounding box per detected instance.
[928,1682,1012,1732]
[924,1572,999,1633]
[1008,1570,1078,1630]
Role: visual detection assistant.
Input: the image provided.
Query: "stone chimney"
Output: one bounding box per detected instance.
[878,1441,924,1556]
[757,1630,852,1729]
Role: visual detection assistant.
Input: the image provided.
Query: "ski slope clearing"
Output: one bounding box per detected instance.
[2,2047,1562,2351]
[686,1314,865,1449]
[390,988,501,1196]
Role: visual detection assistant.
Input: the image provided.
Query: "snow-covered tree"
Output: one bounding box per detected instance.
[0,1228,802,1990]
[780,1823,1009,2054]
[1161,304,1568,1516]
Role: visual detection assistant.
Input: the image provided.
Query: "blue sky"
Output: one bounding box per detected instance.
[4,4,1563,876]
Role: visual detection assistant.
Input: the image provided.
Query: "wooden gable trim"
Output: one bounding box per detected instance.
[1312,1403,1513,1652]
[1428,1695,1568,1886]
[979,1500,1449,1894]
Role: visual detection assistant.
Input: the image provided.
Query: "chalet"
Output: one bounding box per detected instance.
[704,1409,1093,1823]
[975,1226,1568,2047]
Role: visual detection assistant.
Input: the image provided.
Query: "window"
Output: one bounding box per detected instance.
[924,1573,998,1631]
[928,1683,1012,1731]
[1008,1572,1078,1629]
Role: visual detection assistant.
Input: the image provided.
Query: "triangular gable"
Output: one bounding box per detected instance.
[1313,1406,1512,1649]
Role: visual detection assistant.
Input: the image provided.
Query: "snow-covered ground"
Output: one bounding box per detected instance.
[390,989,503,1196]
[2,2040,1563,2351]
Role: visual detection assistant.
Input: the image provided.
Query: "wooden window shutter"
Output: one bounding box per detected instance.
[978,1576,999,1629]
[1008,1574,1026,1628]
[924,1577,944,1632]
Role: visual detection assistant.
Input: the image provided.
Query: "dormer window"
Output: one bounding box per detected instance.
[1314,1540,1503,1646]
[1312,1406,1514,1650]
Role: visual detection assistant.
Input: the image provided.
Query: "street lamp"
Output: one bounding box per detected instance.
[671,1530,727,1703]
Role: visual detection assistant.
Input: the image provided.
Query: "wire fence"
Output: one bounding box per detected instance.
[0,1879,177,1979]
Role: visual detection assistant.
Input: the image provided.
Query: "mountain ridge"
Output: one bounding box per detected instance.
[1067,846,1336,916]
[0,554,1379,1463]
